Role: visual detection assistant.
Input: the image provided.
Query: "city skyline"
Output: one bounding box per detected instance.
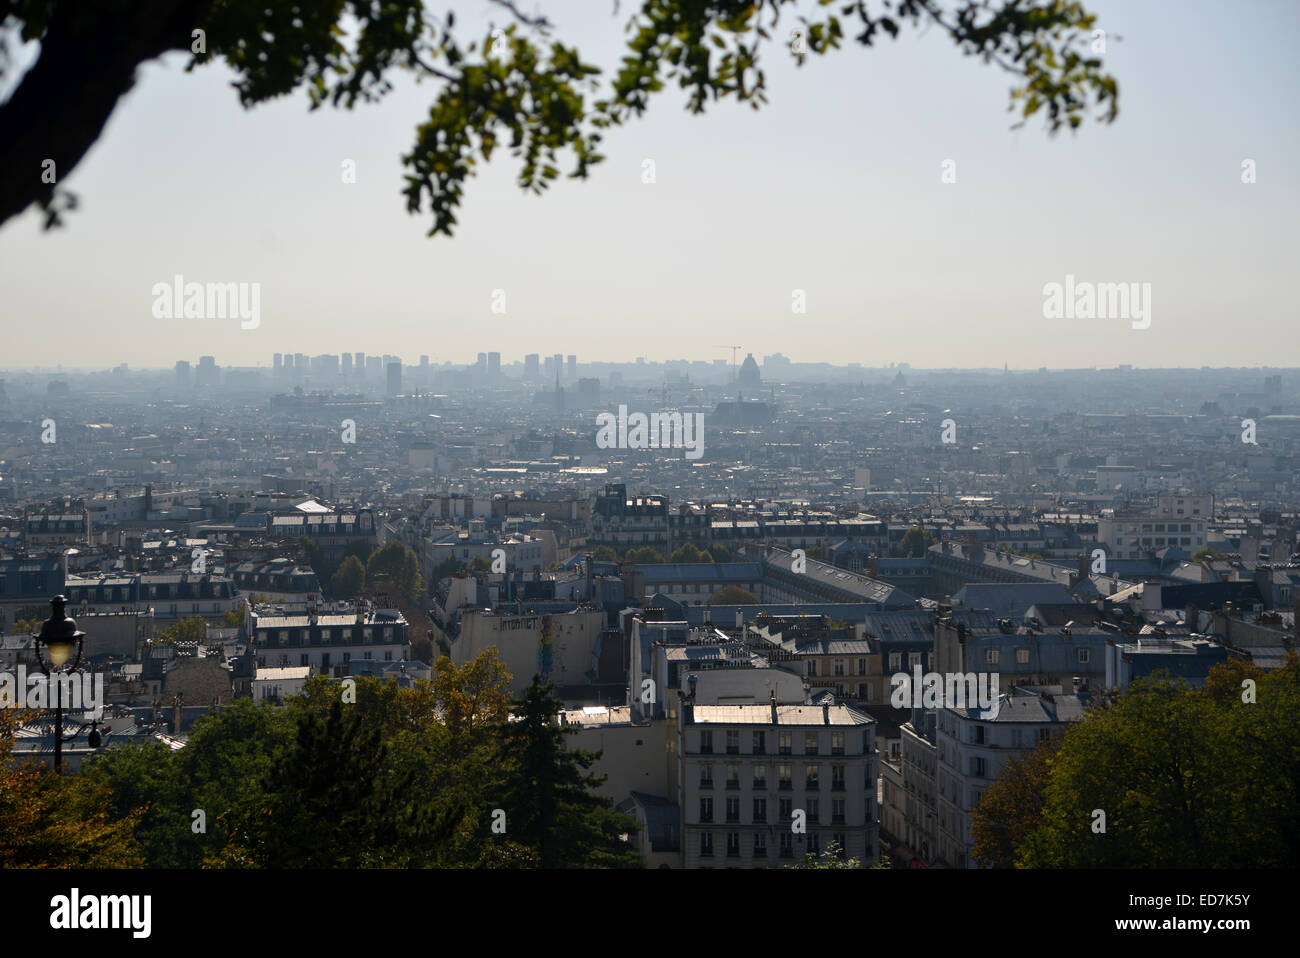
[1,0,1296,370]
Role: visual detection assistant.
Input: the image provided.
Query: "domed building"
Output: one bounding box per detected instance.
[737,353,761,391]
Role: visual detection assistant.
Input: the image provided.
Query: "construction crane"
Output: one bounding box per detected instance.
[712,345,743,370]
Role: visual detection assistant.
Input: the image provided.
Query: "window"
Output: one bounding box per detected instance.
[805,765,820,790]
[753,764,767,789]
[779,832,793,858]
[700,832,713,857]
[699,797,713,823]
[778,731,792,754]
[700,730,713,754]
[971,757,987,778]
[807,660,818,677]
[1016,648,1029,664]
[831,765,846,791]
[805,731,819,755]
[1077,648,1090,663]
[753,832,768,857]
[726,765,740,790]
[699,763,713,788]
[833,660,845,677]
[726,797,740,823]
[831,731,845,755]
[753,797,767,823]
[807,797,820,823]
[1038,728,1053,744]
[752,730,766,754]
[779,765,792,790]
[859,684,869,701]
[985,649,1000,665]
[909,652,921,669]
[857,658,867,676]
[779,798,793,822]
[726,729,740,754]
[832,798,846,824]
[889,652,901,671]
[973,726,985,745]
[726,832,741,857]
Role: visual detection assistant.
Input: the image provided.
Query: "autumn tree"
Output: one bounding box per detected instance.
[970,731,1062,868]
[0,1,1119,233]
[0,709,145,867]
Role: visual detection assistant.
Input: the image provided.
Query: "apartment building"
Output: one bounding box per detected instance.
[678,699,878,867]
[935,687,1091,868]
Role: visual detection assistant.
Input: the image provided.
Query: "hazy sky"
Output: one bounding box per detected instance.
[1,0,1297,370]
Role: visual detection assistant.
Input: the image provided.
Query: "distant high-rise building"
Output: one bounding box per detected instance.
[566,355,576,379]
[175,360,192,385]
[196,355,219,388]
[525,354,540,379]
[387,361,402,397]
[356,351,366,376]
[738,353,761,391]
[477,352,487,375]
[272,353,282,372]
[366,355,382,376]
[420,355,429,368]
[342,352,353,375]
[488,352,501,378]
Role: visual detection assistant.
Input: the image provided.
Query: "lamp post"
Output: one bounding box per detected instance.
[32,594,101,772]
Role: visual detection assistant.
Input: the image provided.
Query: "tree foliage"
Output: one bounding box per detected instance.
[708,585,759,605]
[365,540,422,599]
[330,554,367,597]
[0,0,1119,232]
[971,655,1300,868]
[0,709,145,867]
[490,675,642,868]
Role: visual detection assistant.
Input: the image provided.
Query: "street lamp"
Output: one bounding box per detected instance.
[32,594,101,772]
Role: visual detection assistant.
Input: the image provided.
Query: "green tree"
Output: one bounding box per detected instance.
[156,615,208,645]
[669,542,707,563]
[707,544,732,563]
[330,554,367,597]
[491,676,642,868]
[239,700,433,867]
[708,585,759,605]
[1192,547,1227,563]
[977,655,1300,868]
[790,840,859,869]
[622,547,665,564]
[298,536,325,576]
[366,540,422,599]
[591,546,621,563]
[0,1,1118,232]
[899,526,937,558]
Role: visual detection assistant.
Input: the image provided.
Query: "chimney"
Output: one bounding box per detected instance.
[1253,566,1272,609]
[736,608,743,629]
[770,689,778,725]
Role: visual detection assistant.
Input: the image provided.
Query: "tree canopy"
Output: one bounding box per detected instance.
[971,656,1300,868]
[1,0,1118,233]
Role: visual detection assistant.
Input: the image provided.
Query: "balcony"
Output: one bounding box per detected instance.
[726,780,740,790]
[699,779,713,790]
